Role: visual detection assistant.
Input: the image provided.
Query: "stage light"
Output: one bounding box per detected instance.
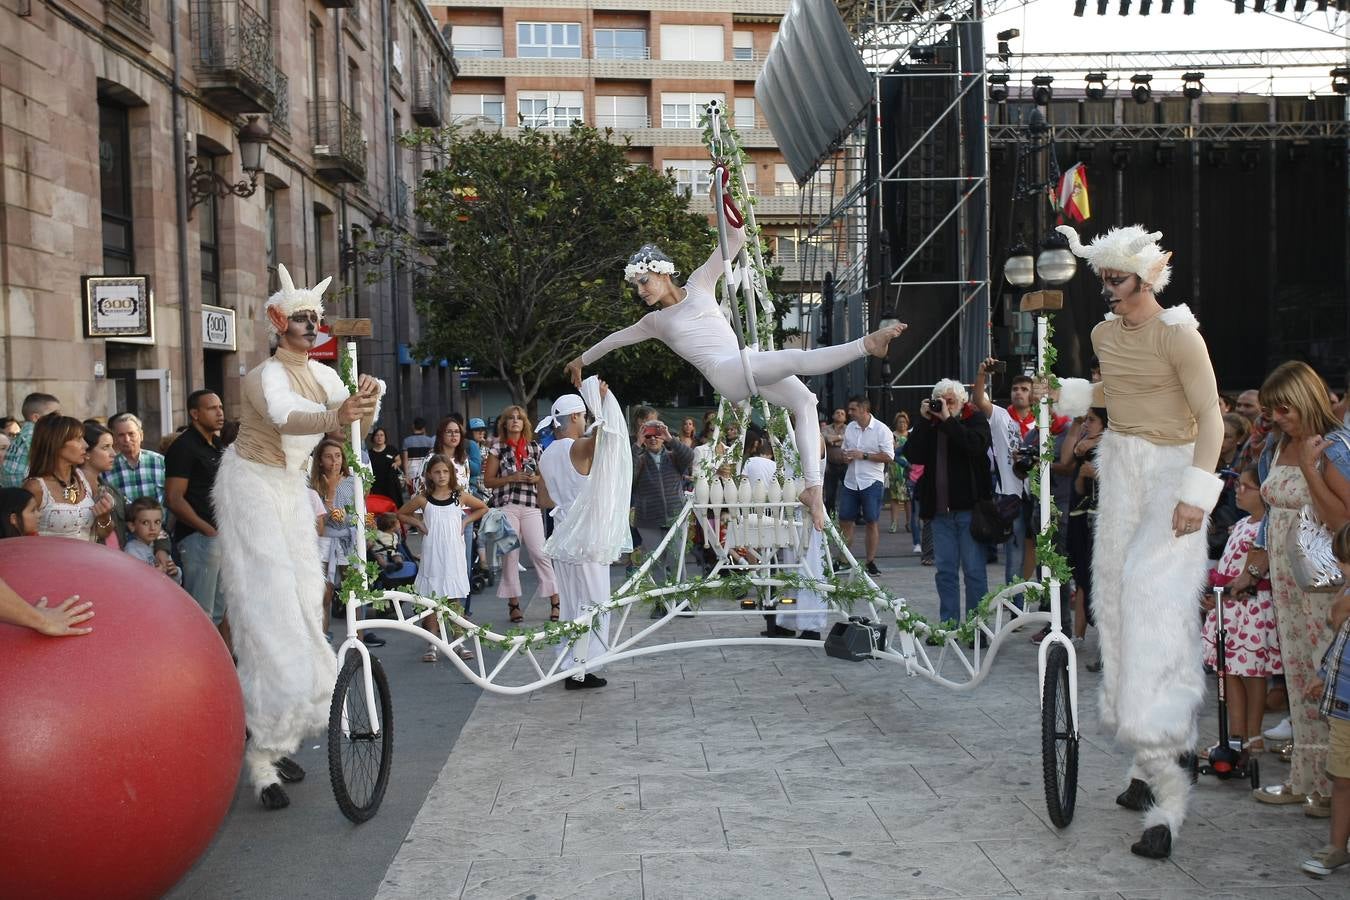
[1119,0,1132,14]
[1239,146,1261,171]
[911,46,937,64]
[1140,0,1152,13]
[1154,142,1177,166]
[1111,144,1132,169]
[1333,68,1350,95]
[1207,143,1230,167]
[1317,0,1328,9]
[1161,0,1174,10]
[996,28,1021,40]
[1234,0,1244,11]
[1130,73,1153,104]
[1274,0,1288,9]
[1253,0,1266,9]
[1184,0,1195,11]
[1074,0,1087,14]
[1084,72,1108,100]
[1182,72,1204,100]
[1075,142,1096,163]
[1032,75,1054,106]
[989,72,1010,103]
[1097,0,1109,13]
[1294,0,1307,10]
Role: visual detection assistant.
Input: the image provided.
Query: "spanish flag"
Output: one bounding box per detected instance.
[1057,163,1090,224]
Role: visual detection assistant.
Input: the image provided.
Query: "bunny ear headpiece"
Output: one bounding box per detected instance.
[265,263,330,321]
[1055,224,1172,293]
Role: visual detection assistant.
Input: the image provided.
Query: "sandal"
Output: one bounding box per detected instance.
[454,646,475,662]
[421,647,438,663]
[550,598,560,622]
[508,600,524,623]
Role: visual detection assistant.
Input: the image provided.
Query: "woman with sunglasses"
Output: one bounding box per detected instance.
[1240,361,1350,821]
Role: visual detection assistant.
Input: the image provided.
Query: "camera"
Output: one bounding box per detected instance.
[985,359,1007,374]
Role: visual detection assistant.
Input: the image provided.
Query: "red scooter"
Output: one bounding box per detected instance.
[1198,586,1261,788]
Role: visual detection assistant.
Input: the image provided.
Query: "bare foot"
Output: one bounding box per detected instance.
[798,484,826,531]
[863,322,908,358]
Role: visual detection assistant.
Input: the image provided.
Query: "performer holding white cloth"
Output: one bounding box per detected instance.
[565,219,909,532]
[1053,225,1223,860]
[540,378,631,690]
[214,264,383,810]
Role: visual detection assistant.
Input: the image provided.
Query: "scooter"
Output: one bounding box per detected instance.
[1198,585,1261,789]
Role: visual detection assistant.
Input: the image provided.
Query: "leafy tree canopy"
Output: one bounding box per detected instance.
[402,124,715,410]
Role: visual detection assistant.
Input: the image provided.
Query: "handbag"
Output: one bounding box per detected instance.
[1285,432,1350,593]
[970,495,1018,544]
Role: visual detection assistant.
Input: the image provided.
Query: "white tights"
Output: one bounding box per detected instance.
[708,337,868,488]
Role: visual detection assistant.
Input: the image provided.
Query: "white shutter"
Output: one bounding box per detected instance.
[660,25,723,61]
[454,25,503,55]
[734,97,755,128]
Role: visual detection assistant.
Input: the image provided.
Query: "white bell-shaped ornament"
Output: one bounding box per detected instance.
[709,477,724,507]
[765,477,782,506]
[694,474,710,506]
[721,477,738,509]
[751,478,768,505]
[775,513,790,547]
[737,477,753,506]
[793,477,807,501]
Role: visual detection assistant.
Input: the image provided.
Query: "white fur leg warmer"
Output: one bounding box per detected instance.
[1138,749,1191,835]
[1057,377,1096,419]
[245,745,282,793]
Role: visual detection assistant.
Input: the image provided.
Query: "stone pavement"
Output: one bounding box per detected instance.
[372,529,1340,900]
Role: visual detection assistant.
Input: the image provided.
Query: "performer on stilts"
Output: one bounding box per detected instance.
[214,264,383,810]
[538,379,631,690]
[564,221,908,532]
[1053,225,1223,859]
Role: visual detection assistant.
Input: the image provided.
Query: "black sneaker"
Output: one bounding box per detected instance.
[864,561,880,576]
[564,673,608,690]
[274,756,305,783]
[762,623,796,638]
[362,633,386,648]
[798,630,822,641]
[1115,778,1155,811]
[1130,824,1172,859]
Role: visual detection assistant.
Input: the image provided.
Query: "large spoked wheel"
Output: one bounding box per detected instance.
[328,650,393,823]
[1041,643,1080,828]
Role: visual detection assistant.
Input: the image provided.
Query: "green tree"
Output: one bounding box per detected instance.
[405,124,714,410]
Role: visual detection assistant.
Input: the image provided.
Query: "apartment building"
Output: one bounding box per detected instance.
[0,1,456,441]
[425,0,817,288]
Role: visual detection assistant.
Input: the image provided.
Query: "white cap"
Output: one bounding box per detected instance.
[537,394,586,431]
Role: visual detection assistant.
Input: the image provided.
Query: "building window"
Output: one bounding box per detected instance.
[659,25,723,62]
[660,92,724,129]
[454,25,503,57]
[450,93,505,126]
[265,188,279,294]
[199,166,220,307]
[595,96,648,129]
[595,28,647,60]
[517,91,582,128]
[665,160,714,198]
[309,16,325,106]
[734,97,756,129]
[348,60,361,115]
[516,22,581,59]
[313,205,332,287]
[733,31,755,61]
[98,101,134,276]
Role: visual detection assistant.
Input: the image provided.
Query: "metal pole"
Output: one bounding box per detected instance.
[170,0,194,415]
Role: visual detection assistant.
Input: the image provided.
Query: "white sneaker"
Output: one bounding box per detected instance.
[912,544,922,554]
[1264,718,1293,742]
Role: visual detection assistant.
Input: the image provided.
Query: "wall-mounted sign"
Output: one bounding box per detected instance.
[309,324,338,361]
[201,304,236,352]
[83,275,153,341]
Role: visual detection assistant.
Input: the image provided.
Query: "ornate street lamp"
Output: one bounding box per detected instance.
[1036,230,1078,285]
[187,116,270,217]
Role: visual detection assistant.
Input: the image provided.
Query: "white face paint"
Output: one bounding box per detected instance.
[280,310,320,351]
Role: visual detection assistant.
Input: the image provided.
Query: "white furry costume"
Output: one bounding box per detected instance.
[214,264,384,795]
[1055,226,1223,843]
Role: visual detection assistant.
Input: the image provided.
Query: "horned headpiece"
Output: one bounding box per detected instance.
[265,263,330,322]
[1055,224,1172,293]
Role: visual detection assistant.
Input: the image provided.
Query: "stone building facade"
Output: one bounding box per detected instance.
[0,0,456,443]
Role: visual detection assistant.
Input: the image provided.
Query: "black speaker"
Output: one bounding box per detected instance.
[824,617,888,661]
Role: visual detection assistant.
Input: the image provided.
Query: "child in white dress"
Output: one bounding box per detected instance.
[398,454,487,662]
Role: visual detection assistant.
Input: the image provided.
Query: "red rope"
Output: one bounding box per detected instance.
[718,166,744,228]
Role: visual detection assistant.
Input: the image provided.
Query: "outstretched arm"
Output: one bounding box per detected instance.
[686,225,747,299]
[570,318,659,386]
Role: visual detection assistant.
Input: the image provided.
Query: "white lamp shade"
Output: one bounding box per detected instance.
[1004,253,1035,287]
[1037,247,1077,285]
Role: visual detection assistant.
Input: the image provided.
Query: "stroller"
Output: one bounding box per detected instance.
[365,494,418,591]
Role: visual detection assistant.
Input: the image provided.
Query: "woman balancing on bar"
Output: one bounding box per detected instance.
[565,219,907,532]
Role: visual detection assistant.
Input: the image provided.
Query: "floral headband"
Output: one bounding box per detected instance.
[624,245,677,281]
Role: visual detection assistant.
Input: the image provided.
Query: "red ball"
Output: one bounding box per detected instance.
[0,537,245,900]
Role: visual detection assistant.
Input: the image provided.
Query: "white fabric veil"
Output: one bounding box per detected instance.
[544,376,633,564]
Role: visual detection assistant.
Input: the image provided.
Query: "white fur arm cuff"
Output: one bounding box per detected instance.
[1057,378,1095,419]
[1177,466,1224,511]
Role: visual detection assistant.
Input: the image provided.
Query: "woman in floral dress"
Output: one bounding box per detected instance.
[1242,362,1350,816]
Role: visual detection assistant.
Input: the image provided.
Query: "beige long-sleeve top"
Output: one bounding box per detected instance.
[234,346,381,470]
[1064,304,1223,479]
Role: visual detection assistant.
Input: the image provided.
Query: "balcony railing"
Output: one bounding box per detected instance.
[190,0,276,115]
[271,70,290,135]
[596,46,650,60]
[108,0,151,28]
[412,64,444,126]
[311,100,366,184]
[595,114,651,129]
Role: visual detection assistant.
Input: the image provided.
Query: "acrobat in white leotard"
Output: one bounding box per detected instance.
[580,227,868,489]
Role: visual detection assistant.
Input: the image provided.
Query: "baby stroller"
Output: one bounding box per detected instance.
[365,494,418,592]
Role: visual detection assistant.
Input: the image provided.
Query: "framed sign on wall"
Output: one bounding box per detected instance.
[83,275,153,343]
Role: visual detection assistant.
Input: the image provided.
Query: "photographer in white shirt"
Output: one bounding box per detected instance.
[838,396,894,576]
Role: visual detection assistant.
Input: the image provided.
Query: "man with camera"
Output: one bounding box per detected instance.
[972,358,1035,592]
[631,419,694,602]
[905,379,994,625]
